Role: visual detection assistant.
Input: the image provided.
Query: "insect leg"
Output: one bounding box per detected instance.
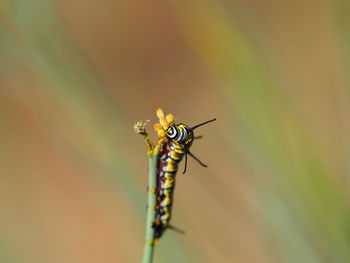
[182,153,188,174]
[168,225,186,235]
[187,151,208,167]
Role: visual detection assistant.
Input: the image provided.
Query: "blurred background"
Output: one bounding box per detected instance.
[1,0,350,262]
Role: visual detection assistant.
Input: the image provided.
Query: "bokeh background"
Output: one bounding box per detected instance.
[2,0,350,262]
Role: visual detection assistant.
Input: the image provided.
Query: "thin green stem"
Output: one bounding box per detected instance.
[142,152,158,263]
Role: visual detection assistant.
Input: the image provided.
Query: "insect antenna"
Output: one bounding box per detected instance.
[194,135,203,140]
[188,151,208,167]
[190,118,216,130]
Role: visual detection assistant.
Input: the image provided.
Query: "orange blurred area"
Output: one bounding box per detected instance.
[1,0,350,262]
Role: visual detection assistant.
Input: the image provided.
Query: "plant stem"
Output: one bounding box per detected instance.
[142,151,158,263]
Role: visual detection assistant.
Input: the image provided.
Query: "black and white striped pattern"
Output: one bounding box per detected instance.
[167,124,190,144]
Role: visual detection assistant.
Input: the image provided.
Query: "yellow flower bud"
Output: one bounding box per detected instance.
[166,114,175,125]
[156,108,165,119]
[153,123,161,131]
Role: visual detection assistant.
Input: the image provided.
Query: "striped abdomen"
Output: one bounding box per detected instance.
[153,140,186,239]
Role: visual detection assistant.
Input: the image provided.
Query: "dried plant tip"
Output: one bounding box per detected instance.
[134,120,149,135]
[134,120,154,152]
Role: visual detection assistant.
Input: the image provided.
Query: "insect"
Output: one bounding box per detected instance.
[152,115,216,241]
